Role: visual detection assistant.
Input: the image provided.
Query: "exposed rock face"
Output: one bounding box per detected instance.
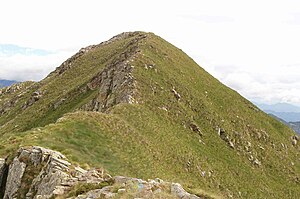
[4,157,26,198]
[0,158,8,198]
[22,90,43,109]
[43,32,145,113]
[80,33,145,112]
[0,146,201,199]
[1,146,106,199]
[0,82,35,115]
[81,57,137,112]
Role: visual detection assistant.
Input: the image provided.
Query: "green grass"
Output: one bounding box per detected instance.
[0,32,299,198]
[67,181,113,197]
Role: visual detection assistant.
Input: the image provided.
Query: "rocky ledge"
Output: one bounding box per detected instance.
[0,146,201,199]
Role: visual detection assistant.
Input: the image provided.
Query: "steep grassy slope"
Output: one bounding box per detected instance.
[0,32,141,134]
[0,32,299,198]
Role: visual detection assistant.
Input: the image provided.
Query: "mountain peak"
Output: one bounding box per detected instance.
[47,31,148,78]
[0,32,299,199]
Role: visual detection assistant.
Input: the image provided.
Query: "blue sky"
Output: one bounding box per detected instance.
[1,0,300,106]
[0,44,52,56]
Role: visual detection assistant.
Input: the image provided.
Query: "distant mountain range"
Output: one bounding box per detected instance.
[265,110,300,122]
[268,113,300,134]
[255,102,300,122]
[255,102,300,134]
[289,122,300,134]
[257,102,300,113]
[0,79,18,88]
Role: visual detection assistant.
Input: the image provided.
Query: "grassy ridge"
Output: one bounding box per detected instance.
[0,34,140,134]
[0,32,299,198]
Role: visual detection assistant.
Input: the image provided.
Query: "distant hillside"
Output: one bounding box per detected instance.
[265,110,300,122]
[0,32,299,199]
[269,113,300,134]
[257,102,300,113]
[256,103,300,122]
[268,113,289,125]
[289,122,300,134]
[0,79,18,88]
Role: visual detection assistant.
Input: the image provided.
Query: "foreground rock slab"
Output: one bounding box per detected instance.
[1,146,106,199]
[0,146,201,199]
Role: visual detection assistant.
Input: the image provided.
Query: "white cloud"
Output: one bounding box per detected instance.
[0,50,73,81]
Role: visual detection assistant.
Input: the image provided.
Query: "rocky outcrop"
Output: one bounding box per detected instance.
[0,158,8,198]
[22,90,44,109]
[81,59,136,112]
[0,82,35,115]
[4,156,26,198]
[0,82,30,95]
[74,176,201,199]
[0,146,201,199]
[1,146,107,199]
[80,33,145,112]
[44,32,145,113]
[48,32,143,78]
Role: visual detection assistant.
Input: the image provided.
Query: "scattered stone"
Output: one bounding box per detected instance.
[171,183,199,199]
[201,171,206,177]
[291,135,298,146]
[75,187,116,199]
[171,87,181,100]
[291,162,295,166]
[218,128,225,136]
[158,106,168,111]
[218,128,235,149]
[247,141,252,147]
[118,188,126,193]
[248,155,254,161]
[228,141,235,149]
[253,159,261,167]
[189,123,203,136]
[259,146,265,150]
[208,171,212,177]
[199,139,205,145]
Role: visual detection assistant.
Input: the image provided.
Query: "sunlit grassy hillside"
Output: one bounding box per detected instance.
[0,32,299,198]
